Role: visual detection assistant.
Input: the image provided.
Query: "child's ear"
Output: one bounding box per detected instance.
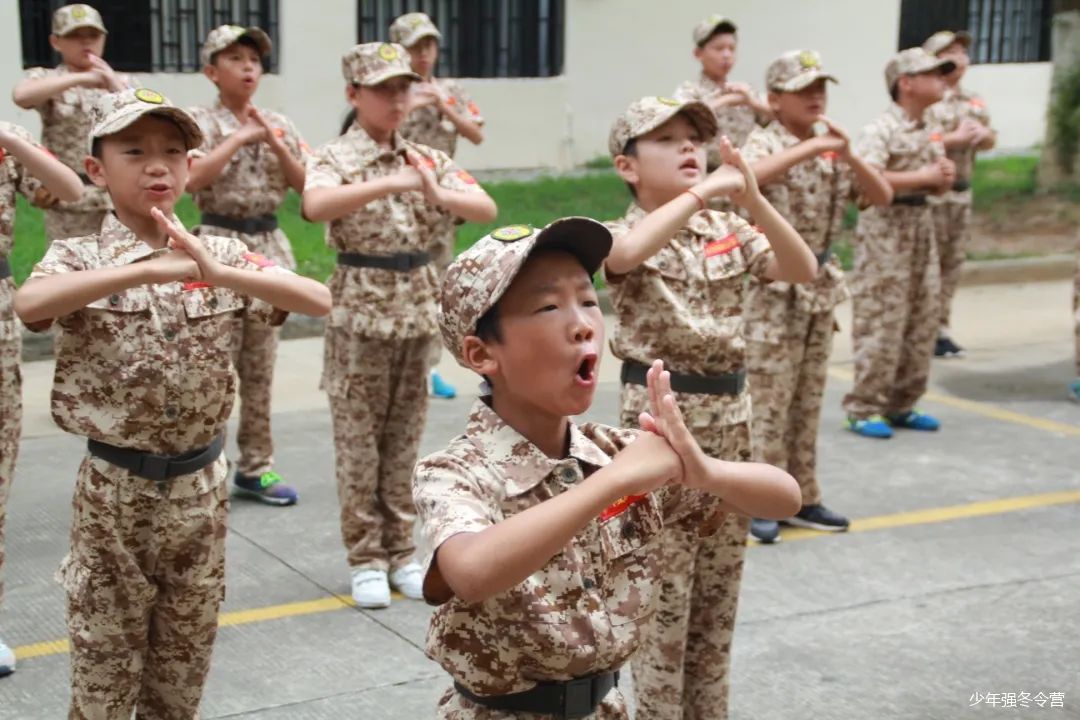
[345,83,361,105]
[766,91,781,115]
[461,335,498,377]
[202,64,218,84]
[84,156,107,188]
[692,46,704,62]
[613,154,639,186]
[49,34,62,53]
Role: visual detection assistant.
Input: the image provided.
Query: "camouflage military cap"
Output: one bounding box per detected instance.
[389,12,442,48]
[692,14,737,46]
[608,96,718,158]
[342,42,422,86]
[52,4,107,36]
[923,30,972,56]
[766,50,838,92]
[89,88,204,152]
[885,48,956,93]
[201,24,272,66]
[439,218,612,366]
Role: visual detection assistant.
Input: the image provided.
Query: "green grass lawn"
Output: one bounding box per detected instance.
[6,155,1055,284]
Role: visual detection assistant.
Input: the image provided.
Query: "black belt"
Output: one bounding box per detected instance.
[952,180,971,192]
[77,173,94,186]
[87,433,224,482]
[337,251,431,272]
[455,671,619,719]
[200,212,278,234]
[621,361,746,396]
[0,257,9,281]
[892,195,928,207]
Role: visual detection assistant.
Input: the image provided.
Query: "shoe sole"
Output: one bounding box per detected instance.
[232,487,298,506]
[782,517,850,532]
[354,599,391,609]
[749,534,782,544]
[0,666,13,677]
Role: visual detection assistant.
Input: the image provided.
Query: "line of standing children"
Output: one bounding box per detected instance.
[301,42,496,609]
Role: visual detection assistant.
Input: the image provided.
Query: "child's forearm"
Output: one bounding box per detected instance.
[699,458,802,519]
[272,143,306,192]
[213,266,330,317]
[12,75,86,109]
[882,168,934,193]
[605,192,700,275]
[434,188,496,223]
[750,140,823,186]
[847,153,893,206]
[433,465,629,603]
[301,177,405,222]
[3,134,82,202]
[746,196,817,283]
[15,264,151,326]
[186,135,246,192]
[443,107,484,145]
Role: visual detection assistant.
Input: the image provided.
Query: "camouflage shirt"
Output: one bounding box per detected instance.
[28,213,288,459]
[414,399,720,706]
[1,122,50,342]
[23,65,119,214]
[741,121,853,314]
[401,78,484,158]
[305,123,485,339]
[674,74,765,167]
[857,103,945,177]
[925,85,992,201]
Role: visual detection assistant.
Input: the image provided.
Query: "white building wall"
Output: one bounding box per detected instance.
[0,0,1052,171]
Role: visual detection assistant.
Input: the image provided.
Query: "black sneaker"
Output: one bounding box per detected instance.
[749,518,781,544]
[934,337,965,359]
[783,504,850,532]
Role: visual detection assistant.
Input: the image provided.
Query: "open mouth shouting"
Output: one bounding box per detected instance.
[574,351,599,388]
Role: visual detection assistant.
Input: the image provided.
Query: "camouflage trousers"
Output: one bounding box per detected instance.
[200,225,298,477]
[1074,245,1080,376]
[325,332,432,571]
[747,305,835,507]
[59,454,229,720]
[843,207,941,419]
[932,198,971,336]
[621,384,751,720]
[0,321,21,608]
[428,235,455,370]
[44,208,107,242]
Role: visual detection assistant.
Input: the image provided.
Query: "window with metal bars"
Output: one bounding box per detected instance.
[357,0,564,78]
[897,0,1051,63]
[19,1,280,73]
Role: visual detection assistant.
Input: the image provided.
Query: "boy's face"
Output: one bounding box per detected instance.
[50,28,106,69]
[900,69,947,105]
[86,115,190,219]
[770,79,828,130]
[616,113,707,199]
[205,41,263,97]
[407,37,439,77]
[468,250,603,418]
[937,42,970,84]
[694,32,736,80]
[348,77,413,133]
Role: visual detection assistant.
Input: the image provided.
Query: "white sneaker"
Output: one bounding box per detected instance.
[0,637,15,677]
[389,562,425,601]
[350,568,391,609]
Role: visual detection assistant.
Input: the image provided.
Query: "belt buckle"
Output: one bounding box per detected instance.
[138,453,171,482]
[562,676,594,718]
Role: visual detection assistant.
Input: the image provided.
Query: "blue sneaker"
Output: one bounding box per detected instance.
[1069,378,1080,402]
[886,410,941,431]
[430,370,457,399]
[749,518,781,544]
[234,471,298,506]
[845,414,894,439]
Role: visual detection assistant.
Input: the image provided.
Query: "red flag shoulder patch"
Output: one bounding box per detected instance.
[457,170,477,184]
[705,233,740,257]
[243,252,276,269]
[182,281,211,291]
[600,493,648,522]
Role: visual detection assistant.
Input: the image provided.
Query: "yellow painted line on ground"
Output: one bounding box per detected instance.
[826,367,1080,438]
[14,491,1080,663]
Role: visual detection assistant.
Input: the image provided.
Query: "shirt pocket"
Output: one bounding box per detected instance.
[182,285,246,348]
[598,494,664,626]
[641,246,688,283]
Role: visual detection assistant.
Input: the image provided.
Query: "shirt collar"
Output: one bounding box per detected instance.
[97,212,170,267]
[344,121,408,168]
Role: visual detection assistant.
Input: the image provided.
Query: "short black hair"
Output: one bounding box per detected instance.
[90,137,102,159]
[210,35,262,66]
[890,81,901,102]
[475,303,502,345]
[620,137,639,200]
[697,24,737,48]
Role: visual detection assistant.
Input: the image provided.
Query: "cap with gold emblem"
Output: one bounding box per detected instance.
[200,24,272,66]
[342,42,422,86]
[439,218,612,366]
[766,50,839,93]
[923,29,972,56]
[608,96,718,158]
[885,47,956,93]
[389,12,442,48]
[692,14,737,46]
[52,4,107,36]
[88,88,204,152]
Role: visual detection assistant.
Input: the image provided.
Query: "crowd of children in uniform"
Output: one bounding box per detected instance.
[0,4,1067,719]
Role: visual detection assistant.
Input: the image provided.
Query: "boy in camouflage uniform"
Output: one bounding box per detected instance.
[923,30,996,358]
[842,48,957,439]
[414,218,801,718]
[390,11,486,401]
[12,4,131,240]
[188,25,310,506]
[741,50,894,543]
[674,15,771,171]
[302,43,496,609]
[606,96,817,719]
[0,121,83,677]
[14,88,330,717]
